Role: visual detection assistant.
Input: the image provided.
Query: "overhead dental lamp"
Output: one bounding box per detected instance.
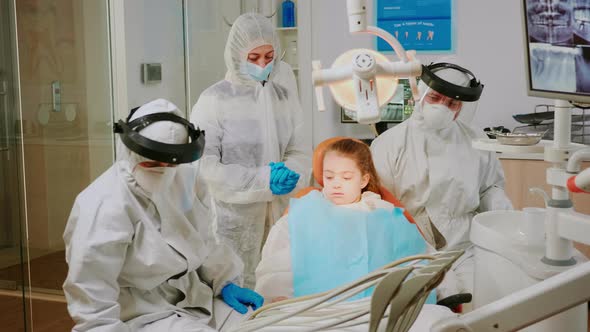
[312,0,422,124]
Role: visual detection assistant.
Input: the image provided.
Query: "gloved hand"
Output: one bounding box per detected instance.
[277,171,299,193]
[270,162,289,184]
[269,162,300,195]
[272,163,300,187]
[221,283,264,314]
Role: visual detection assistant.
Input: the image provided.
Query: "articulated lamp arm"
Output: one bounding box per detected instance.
[311,0,422,125]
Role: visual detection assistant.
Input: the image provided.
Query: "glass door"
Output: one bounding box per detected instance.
[0,0,115,330]
[0,0,27,330]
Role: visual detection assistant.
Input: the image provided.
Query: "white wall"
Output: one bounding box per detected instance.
[124,0,186,112]
[186,1,238,112]
[310,0,550,146]
[124,1,251,117]
[311,0,376,143]
[455,0,547,130]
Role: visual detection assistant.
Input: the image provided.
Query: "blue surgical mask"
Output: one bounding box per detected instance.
[245,62,273,82]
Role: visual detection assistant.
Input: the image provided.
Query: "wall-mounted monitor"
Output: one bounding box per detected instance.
[522,0,590,104]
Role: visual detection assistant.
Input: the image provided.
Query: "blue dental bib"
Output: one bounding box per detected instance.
[288,191,429,300]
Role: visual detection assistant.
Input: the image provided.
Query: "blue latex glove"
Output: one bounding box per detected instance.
[271,182,292,195]
[270,162,300,195]
[272,167,290,185]
[278,172,300,191]
[269,161,283,169]
[284,171,300,184]
[221,283,264,314]
[270,162,288,184]
[271,163,300,185]
[271,173,300,194]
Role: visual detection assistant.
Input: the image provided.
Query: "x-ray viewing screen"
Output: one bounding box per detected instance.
[523,0,590,103]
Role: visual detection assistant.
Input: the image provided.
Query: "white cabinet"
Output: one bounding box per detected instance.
[276,27,298,71]
[270,0,300,77]
[268,0,313,151]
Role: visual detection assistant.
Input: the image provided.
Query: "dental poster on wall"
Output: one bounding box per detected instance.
[376,0,453,52]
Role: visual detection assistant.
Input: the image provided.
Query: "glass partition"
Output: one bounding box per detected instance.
[0,0,114,329]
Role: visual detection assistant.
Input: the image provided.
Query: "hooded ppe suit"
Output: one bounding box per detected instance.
[63,99,245,331]
[370,64,513,299]
[190,13,311,288]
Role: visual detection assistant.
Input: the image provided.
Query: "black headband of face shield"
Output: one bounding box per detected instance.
[420,63,484,102]
[113,111,205,165]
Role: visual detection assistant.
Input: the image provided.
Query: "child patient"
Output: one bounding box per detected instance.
[255,138,425,303]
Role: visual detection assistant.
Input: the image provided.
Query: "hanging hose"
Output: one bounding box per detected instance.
[229,252,464,332]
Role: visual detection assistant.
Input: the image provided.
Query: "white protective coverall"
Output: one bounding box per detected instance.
[63,99,244,331]
[370,66,513,299]
[190,13,311,288]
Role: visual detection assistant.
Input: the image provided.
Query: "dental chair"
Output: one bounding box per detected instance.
[286,136,471,313]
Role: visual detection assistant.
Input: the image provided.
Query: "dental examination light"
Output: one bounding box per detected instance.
[312,0,422,124]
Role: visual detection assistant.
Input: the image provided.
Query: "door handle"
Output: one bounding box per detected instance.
[0,80,10,160]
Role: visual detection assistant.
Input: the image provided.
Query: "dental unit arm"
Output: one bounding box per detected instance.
[431,183,590,332]
[433,101,590,331]
[430,260,590,332]
[567,151,590,194]
[311,0,422,124]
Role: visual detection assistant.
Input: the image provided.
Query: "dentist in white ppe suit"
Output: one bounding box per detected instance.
[371,62,513,300]
[63,99,263,331]
[190,13,311,288]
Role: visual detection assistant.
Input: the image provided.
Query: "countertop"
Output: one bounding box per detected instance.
[497,152,545,160]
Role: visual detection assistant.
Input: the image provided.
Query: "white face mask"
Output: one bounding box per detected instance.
[421,103,455,130]
[133,166,177,194]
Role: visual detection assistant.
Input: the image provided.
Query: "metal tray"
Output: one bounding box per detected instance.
[494,132,544,146]
[513,111,590,125]
[512,111,554,125]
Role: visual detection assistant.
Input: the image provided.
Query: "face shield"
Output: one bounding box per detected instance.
[113,103,205,165]
[418,63,484,129]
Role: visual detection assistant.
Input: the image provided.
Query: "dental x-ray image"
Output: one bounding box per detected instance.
[525,0,590,94]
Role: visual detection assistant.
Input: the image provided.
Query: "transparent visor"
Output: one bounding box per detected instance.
[419,85,479,124]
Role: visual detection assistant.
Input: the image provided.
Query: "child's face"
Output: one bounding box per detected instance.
[323,151,369,205]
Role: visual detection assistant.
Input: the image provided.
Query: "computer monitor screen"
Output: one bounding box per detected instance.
[341,79,415,123]
[522,0,590,103]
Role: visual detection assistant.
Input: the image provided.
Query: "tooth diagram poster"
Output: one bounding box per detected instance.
[376,0,454,52]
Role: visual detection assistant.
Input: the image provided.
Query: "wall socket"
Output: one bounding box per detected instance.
[141,63,162,84]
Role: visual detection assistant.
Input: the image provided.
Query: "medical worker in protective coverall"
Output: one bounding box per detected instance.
[190,13,311,288]
[63,99,263,331]
[370,62,513,301]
